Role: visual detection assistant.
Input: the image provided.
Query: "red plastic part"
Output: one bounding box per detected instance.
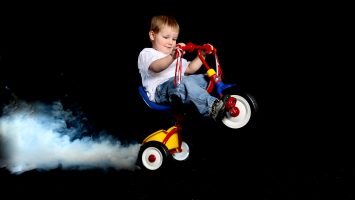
[229,107,240,117]
[225,97,240,117]
[148,154,156,162]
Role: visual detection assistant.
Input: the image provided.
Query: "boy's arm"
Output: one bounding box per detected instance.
[184,43,214,75]
[184,52,206,75]
[149,54,175,73]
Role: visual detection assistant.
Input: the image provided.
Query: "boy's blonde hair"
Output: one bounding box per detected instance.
[150,15,180,33]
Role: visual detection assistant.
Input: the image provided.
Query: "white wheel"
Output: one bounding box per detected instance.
[137,141,169,171]
[141,147,164,170]
[172,141,190,161]
[222,94,252,129]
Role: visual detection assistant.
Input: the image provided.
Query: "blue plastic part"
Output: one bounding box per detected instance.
[215,82,236,96]
[138,86,172,111]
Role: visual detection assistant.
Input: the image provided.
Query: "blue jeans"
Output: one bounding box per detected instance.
[155,74,217,117]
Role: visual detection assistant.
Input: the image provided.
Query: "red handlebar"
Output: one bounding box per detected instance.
[174,42,223,91]
[177,42,216,54]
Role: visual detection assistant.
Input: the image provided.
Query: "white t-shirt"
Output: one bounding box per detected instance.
[138,48,189,102]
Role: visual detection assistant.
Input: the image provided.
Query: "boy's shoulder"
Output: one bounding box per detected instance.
[139,48,164,56]
[140,48,155,53]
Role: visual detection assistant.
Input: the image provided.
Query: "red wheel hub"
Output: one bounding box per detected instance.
[148,154,156,162]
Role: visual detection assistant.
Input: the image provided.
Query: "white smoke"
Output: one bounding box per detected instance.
[0,100,140,174]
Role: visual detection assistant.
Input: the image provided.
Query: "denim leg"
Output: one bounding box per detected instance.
[155,74,217,117]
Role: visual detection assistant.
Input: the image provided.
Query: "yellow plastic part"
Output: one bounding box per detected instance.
[142,126,179,150]
[206,69,216,77]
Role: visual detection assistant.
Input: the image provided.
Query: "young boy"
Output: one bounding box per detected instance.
[138,15,228,121]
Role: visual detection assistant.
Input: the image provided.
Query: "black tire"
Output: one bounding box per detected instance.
[136,141,170,171]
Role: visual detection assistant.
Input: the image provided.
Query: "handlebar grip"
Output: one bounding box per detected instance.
[177,42,195,52]
[202,43,215,54]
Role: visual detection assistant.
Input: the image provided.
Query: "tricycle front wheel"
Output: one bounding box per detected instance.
[221,92,258,129]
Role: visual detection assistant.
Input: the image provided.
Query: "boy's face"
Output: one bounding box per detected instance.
[150,25,179,55]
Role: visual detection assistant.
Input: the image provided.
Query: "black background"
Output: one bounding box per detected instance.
[1,3,352,200]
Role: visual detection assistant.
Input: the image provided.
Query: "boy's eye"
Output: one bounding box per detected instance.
[163,36,177,41]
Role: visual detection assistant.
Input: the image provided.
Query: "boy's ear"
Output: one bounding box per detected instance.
[149,31,155,41]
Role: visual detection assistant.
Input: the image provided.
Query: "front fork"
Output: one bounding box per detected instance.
[207,69,239,117]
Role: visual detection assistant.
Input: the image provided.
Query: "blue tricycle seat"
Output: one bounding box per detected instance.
[138,86,172,111]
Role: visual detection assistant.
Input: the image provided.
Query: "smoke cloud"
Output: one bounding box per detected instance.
[0,100,140,174]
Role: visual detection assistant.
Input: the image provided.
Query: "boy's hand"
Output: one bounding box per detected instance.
[176,42,186,49]
[171,43,186,58]
[202,43,214,54]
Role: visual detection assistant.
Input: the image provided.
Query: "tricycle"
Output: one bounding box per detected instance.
[136,42,258,171]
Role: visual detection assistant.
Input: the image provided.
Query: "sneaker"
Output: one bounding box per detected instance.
[210,95,230,121]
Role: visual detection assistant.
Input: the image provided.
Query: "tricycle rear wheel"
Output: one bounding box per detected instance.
[172,141,190,161]
[137,141,170,171]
